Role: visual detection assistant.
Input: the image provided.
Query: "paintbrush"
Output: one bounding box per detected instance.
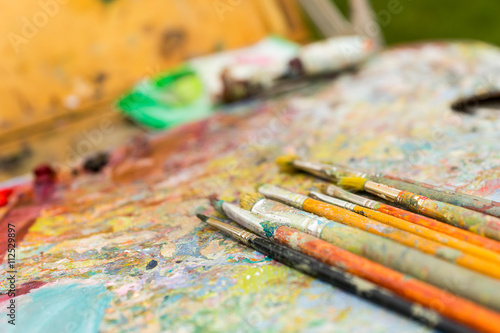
[248,185,500,280]
[375,174,500,218]
[252,185,500,311]
[337,176,500,242]
[275,155,500,218]
[310,188,500,265]
[249,188,500,278]
[275,154,359,180]
[201,208,495,333]
[319,183,500,254]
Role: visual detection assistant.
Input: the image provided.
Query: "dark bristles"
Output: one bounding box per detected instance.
[196,214,209,222]
[206,214,227,223]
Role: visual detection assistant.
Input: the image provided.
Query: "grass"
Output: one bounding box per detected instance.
[332,0,500,46]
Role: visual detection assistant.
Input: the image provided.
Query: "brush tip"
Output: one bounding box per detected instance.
[275,154,300,173]
[307,190,322,200]
[337,176,367,192]
[240,192,265,210]
[196,213,209,222]
[210,198,224,214]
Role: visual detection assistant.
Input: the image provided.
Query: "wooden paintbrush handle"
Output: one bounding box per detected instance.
[376,202,500,254]
[273,225,496,333]
[375,175,500,218]
[250,233,475,333]
[397,191,500,242]
[302,197,500,311]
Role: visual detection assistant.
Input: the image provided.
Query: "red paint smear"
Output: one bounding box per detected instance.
[0,189,13,207]
[0,204,44,264]
[0,281,47,302]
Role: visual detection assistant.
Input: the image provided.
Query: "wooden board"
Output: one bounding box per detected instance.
[0,0,310,140]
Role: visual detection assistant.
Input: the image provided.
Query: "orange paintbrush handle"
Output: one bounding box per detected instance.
[396,191,500,241]
[353,204,500,265]
[377,203,500,253]
[302,197,500,280]
[258,184,500,309]
[313,190,500,264]
[321,183,500,254]
[275,225,500,333]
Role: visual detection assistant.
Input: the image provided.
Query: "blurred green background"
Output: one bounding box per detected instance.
[333,0,500,46]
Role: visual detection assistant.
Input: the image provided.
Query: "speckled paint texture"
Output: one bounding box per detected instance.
[1,41,500,332]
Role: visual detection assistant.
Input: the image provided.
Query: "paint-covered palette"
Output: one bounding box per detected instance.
[2,41,500,332]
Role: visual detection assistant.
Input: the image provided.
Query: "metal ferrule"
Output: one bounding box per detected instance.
[309,191,357,211]
[328,168,368,179]
[205,217,257,246]
[364,181,401,202]
[257,184,308,209]
[251,198,328,237]
[293,159,370,180]
[324,184,379,209]
[293,160,337,180]
[221,202,269,238]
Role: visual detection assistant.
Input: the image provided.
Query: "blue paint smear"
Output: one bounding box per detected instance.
[174,235,201,257]
[5,283,112,333]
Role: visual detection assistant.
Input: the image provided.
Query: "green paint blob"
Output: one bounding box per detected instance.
[260,220,280,238]
[116,65,211,130]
